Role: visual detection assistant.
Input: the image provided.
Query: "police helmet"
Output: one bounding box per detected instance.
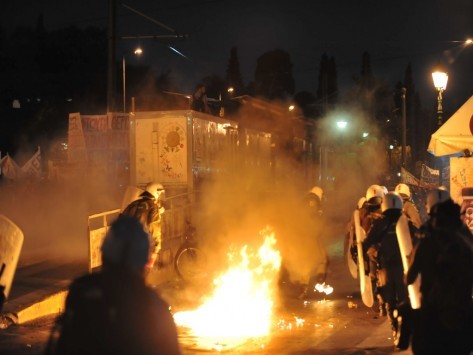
[381,192,403,212]
[144,182,165,201]
[309,186,324,201]
[394,183,411,200]
[365,184,385,205]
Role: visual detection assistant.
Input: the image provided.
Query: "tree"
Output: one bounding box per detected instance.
[348,51,396,177]
[225,47,244,96]
[0,21,111,154]
[401,63,428,167]
[316,53,338,114]
[254,49,295,99]
[351,51,395,127]
[294,91,316,118]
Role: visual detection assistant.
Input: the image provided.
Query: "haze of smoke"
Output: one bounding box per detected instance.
[190,103,389,291]
[0,96,389,300]
[0,168,122,266]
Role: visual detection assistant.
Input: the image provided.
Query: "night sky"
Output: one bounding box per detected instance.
[2,0,473,111]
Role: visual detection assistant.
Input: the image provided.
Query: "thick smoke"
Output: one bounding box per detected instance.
[0,165,123,266]
[189,101,389,292]
[0,98,388,292]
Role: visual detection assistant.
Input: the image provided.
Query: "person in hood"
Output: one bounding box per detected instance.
[49,215,181,355]
[190,84,211,114]
[407,189,473,355]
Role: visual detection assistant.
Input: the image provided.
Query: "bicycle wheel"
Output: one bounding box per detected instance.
[174,244,207,281]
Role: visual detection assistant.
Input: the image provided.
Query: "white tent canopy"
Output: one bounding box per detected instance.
[428,95,473,156]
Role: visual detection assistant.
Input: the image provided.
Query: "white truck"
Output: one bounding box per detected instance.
[72,110,272,276]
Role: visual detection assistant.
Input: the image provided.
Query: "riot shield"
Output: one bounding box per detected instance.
[0,215,24,312]
[396,214,421,309]
[345,218,358,279]
[120,185,144,212]
[354,210,374,307]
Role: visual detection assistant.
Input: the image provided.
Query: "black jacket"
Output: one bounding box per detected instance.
[53,267,181,355]
[363,209,403,268]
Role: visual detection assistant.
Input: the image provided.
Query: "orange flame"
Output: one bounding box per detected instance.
[173,227,281,345]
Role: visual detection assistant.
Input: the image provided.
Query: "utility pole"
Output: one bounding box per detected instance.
[401,87,407,167]
[107,0,116,113]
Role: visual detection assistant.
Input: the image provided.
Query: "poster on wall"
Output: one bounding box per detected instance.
[81,115,108,165]
[450,157,473,203]
[108,113,130,162]
[158,117,188,185]
[67,113,87,163]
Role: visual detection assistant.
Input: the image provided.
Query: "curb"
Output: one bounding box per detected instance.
[15,290,68,324]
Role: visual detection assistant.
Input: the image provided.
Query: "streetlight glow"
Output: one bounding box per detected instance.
[336,120,347,129]
[432,71,448,90]
[432,68,448,126]
[288,105,295,111]
[362,132,369,138]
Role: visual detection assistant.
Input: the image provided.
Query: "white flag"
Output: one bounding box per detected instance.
[1,154,22,180]
[22,147,42,178]
[0,155,5,176]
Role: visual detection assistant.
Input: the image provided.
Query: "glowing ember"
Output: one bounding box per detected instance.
[173,227,281,344]
[314,282,333,295]
[277,316,306,331]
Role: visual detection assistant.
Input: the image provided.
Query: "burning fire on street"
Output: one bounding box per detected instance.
[173,226,281,350]
[172,226,335,351]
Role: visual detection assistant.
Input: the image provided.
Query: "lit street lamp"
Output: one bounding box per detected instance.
[432,69,448,126]
[122,48,143,112]
[336,120,347,130]
[432,68,448,187]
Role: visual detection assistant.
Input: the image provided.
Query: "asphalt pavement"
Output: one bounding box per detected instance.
[0,239,414,354]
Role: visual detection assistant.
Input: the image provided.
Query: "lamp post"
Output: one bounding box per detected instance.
[401,87,407,167]
[122,48,143,113]
[432,69,448,187]
[432,70,448,127]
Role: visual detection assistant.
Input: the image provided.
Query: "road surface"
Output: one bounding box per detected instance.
[0,240,413,354]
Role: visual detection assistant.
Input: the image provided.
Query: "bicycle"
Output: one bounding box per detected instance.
[174,222,208,281]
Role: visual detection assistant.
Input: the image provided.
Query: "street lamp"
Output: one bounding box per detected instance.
[401,87,407,167]
[432,70,448,126]
[432,68,448,187]
[122,47,143,113]
[336,120,347,130]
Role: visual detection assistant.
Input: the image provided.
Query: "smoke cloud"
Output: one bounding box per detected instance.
[187,101,389,297]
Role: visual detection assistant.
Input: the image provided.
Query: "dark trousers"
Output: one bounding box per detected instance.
[379,265,408,329]
[412,306,472,355]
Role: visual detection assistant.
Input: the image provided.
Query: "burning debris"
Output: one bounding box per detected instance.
[173,227,281,348]
[314,282,333,295]
[277,316,305,331]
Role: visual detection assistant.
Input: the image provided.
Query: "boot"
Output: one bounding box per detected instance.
[377,294,387,317]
